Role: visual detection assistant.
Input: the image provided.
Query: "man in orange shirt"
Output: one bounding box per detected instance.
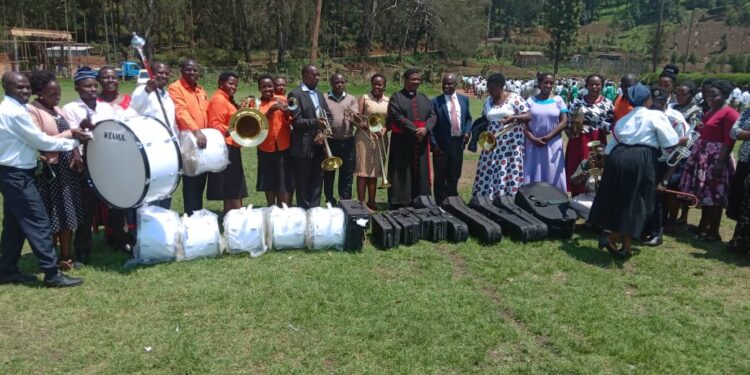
[613,74,636,123]
[168,59,209,215]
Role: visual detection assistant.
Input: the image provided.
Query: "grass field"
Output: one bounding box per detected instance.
[0,79,748,374]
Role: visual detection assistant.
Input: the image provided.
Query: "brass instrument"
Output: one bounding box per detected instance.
[343,108,391,188]
[477,119,520,152]
[666,117,701,167]
[229,96,269,148]
[287,96,298,112]
[316,108,344,171]
[586,140,603,189]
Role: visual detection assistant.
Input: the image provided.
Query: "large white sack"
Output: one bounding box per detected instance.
[265,204,307,250]
[178,209,223,260]
[133,205,181,264]
[179,129,229,176]
[223,206,268,257]
[305,203,345,250]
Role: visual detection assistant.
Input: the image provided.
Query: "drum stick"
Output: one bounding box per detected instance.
[131,33,173,136]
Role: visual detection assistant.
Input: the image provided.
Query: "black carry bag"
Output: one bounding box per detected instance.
[442,211,469,243]
[412,195,439,209]
[407,207,448,243]
[468,196,547,243]
[386,210,421,246]
[514,182,577,238]
[440,196,502,244]
[371,213,398,249]
[338,200,371,251]
[493,195,548,242]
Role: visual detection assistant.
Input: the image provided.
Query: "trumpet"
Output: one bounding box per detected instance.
[477,120,520,152]
[316,108,344,171]
[343,108,391,188]
[228,96,269,148]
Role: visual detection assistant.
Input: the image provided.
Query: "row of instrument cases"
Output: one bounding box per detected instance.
[371,206,470,249]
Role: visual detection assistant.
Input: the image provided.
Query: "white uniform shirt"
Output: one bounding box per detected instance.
[131,85,178,136]
[0,96,79,169]
[658,107,689,162]
[605,106,679,155]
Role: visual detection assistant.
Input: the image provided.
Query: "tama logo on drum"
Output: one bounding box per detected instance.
[103,132,126,142]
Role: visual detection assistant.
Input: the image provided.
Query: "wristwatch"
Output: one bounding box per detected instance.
[662,179,669,186]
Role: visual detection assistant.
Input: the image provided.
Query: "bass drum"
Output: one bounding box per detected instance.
[85,116,181,209]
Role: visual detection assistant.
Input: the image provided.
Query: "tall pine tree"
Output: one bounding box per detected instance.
[543,0,582,75]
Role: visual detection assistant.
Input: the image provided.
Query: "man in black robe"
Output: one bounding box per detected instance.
[386,69,435,208]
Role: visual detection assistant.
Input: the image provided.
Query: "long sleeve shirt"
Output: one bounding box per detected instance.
[168,78,209,132]
[207,89,239,147]
[0,97,78,169]
[131,85,177,136]
[605,106,679,155]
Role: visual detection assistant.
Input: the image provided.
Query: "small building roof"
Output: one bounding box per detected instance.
[9,28,72,41]
[517,51,545,56]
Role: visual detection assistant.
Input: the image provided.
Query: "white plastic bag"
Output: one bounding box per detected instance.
[178,209,223,260]
[265,203,307,250]
[305,203,345,250]
[223,205,268,257]
[179,129,230,176]
[132,205,182,264]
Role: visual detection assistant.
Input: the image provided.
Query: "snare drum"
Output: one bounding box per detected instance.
[85,116,181,209]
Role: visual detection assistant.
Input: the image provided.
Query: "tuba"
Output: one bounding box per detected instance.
[228,96,269,148]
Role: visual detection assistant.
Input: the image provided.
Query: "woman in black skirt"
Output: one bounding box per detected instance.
[207,72,248,213]
[256,75,294,207]
[589,84,680,258]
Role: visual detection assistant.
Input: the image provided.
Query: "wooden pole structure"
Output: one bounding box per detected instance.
[652,0,664,72]
[682,9,696,73]
[310,0,323,64]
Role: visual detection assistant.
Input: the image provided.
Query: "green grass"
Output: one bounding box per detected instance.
[0,80,748,374]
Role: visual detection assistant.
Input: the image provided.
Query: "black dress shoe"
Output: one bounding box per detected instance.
[43,272,83,288]
[643,234,663,247]
[0,272,38,285]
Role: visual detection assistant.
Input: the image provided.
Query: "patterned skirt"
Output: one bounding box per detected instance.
[472,123,525,198]
[678,139,736,207]
[354,129,384,178]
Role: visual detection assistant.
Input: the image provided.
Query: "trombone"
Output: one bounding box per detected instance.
[344,108,391,188]
[316,108,344,171]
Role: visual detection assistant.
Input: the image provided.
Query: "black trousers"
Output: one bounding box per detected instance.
[0,166,58,277]
[108,208,136,247]
[324,138,355,203]
[432,138,464,204]
[74,178,98,263]
[182,173,207,216]
[291,153,324,209]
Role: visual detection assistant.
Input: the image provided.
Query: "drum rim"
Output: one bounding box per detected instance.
[84,119,151,209]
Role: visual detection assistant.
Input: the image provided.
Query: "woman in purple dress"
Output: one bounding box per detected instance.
[523,73,569,191]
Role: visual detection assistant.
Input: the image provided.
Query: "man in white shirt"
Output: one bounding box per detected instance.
[130,61,177,209]
[0,72,89,287]
[130,61,177,137]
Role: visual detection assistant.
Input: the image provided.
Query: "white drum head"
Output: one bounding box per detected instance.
[86,119,149,208]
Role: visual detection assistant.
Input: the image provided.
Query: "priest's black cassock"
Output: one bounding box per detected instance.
[386,89,435,208]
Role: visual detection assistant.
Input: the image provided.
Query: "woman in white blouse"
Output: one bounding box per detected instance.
[589,84,680,258]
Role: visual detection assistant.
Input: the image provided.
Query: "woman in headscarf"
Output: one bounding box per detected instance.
[207,72,248,214]
[679,80,739,242]
[589,84,680,258]
[27,71,84,271]
[565,74,615,196]
[472,73,530,198]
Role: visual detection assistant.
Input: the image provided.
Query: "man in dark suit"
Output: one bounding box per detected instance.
[287,64,333,209]
[430,73,472,203]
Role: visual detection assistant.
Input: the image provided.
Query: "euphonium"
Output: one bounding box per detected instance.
[316,108,343,171]
[228,96,269,148]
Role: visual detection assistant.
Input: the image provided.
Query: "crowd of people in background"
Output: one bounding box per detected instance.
[1,59,750,287]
